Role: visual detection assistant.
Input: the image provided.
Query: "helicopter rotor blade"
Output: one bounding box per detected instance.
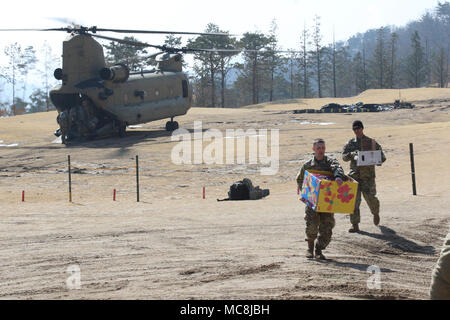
[46,17,80,27]
[180,48,303,54]
[85,32,301,57]
[0,25,237,37]
[89,33,167,50]
[94,27,235,37]
[187,48,242,53]
[90,33,235,55]
[89,33,145,46]
[147,51,166,59]
[92,34,302,54]
[0,28,70,32]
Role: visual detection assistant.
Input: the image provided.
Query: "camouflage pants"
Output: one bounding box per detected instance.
[350,177,380,225]
[305,207,335,250]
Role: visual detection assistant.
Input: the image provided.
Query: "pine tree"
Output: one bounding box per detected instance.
[332,31,337,97]
[431,47,449,87]
[353,51,366,94]
[28,88,47,113]
[104,36,148,71]
[237,32,271,105]
[406,31,426,87]
[370,27,389,89]
[188,23,236,107]
[386,32,399,89]
[334,45,353,97]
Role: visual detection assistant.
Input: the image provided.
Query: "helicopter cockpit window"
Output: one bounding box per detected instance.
[182,80,188,98]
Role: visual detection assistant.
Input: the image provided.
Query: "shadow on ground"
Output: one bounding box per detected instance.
[358,226,436,255]
[316,258,394,273]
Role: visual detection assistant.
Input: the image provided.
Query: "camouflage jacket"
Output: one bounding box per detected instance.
[296,155,345,189]
[342,135,386,180]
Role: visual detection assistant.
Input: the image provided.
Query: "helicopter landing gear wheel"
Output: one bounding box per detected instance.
[165,120,179,131]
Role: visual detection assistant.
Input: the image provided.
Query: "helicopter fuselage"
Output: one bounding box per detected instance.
[97,72,191,125]
[51,71,191,123]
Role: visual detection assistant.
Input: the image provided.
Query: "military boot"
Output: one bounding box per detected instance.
[306,240,315,259]
[348,224,360,233]
[314,246,326,260]
[373,213,380,226]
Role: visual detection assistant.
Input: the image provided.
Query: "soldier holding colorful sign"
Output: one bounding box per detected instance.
[296,138,346,260]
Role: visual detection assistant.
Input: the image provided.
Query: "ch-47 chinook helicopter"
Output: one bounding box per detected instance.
[1,25,233,144]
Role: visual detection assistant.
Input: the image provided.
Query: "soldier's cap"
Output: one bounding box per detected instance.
[313,138,325,146]
[352,120,364,129]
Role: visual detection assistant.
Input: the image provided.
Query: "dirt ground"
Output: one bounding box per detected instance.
[0,88,449,300]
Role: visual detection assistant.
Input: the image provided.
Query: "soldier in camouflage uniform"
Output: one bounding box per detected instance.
[430,228,450,300]
[296,138,346,260]
[342,120,386,233]
[57,110,70,144]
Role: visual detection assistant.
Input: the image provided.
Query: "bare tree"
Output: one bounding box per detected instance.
[38,41,60,111]
[0,43,36,115]
[331,29,337,97]
[298,23,311,98]
[266,19,283,102]
[287,50,298,98]
[310,15,324,98]
[425,38,431,86]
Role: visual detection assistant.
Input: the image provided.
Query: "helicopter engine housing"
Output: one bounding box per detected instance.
[156,53,183,72]
[100,64,129,83]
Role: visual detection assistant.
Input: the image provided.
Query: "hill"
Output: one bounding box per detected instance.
[250,88,450,110]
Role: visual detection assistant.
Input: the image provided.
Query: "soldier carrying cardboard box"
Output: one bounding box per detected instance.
[342,120,387,233]
[296,138,346,260]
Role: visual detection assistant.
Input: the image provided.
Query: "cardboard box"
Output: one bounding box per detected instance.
[357,150,382,166]
[357,137,382,166]
[300,170,358,214]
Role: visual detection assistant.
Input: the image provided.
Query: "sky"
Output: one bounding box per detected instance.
[0,0,443,101]
[0,0,441,50]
